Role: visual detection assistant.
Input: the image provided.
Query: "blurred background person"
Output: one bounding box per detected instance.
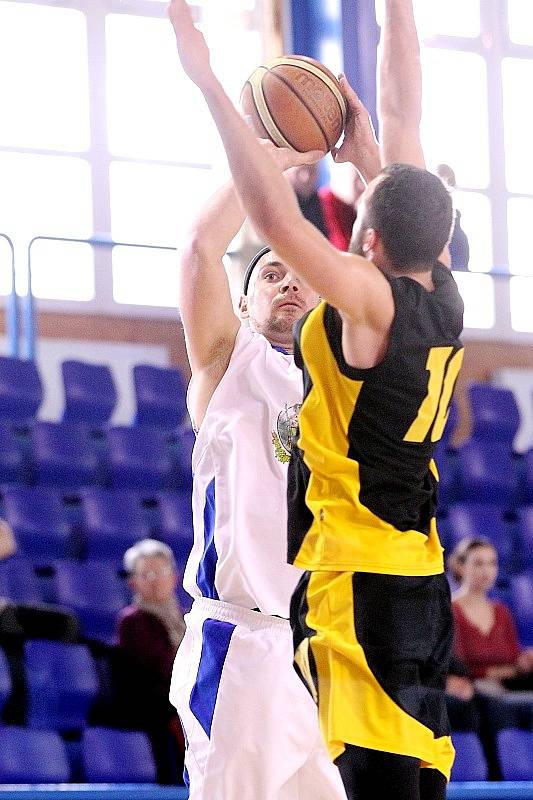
[436,163,470,271]
[286,161,360,251]
[116,539,186,785]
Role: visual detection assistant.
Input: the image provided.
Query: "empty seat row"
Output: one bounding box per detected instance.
[451,729,533,782]
[2,486,193,565]
[0,357,187,430]
[438,501,533,575]
[0,556,192,643]
[0,725,157,783]
[0,420,194,491]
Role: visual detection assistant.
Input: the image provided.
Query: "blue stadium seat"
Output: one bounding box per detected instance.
[133,364,187,430]
[82,727,156,783]
[439,398,458,450]
[456,440,518,505]
[24,640,99,732]
[434,446,457,509]
[0,647,12,716]
[516,506,533,570]
[173,427,194,489]
[0,421,26,483]
[107,426,173,491]
[0,556,42,604]
[0,356,42,424]
[0,727,70,783]
[31,421,100,488]
[62,360,117,427]
[509,571,533,647]
[80,488,150,560]
[156,490,193,572]
[468,383,520,445]
[497,729,533,780]
[52,560,126,644]
[446,503,515,573]
[3,486,75,559]
[450,732,488,781]
[523,450,533,504]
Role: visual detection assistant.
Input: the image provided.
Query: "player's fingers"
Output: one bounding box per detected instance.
[296,149,326,164]
[338,74,363,109]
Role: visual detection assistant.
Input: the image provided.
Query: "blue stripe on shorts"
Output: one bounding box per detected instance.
[189,617,236,738]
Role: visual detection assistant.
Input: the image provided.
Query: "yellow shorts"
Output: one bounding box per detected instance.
[291,570,455,780]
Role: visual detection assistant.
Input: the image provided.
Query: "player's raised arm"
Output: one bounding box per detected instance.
[168,0,392,326]
[378,0,425,169]
[179,181,243,379]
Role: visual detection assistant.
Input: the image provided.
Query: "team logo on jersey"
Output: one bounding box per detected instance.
[272,403,301,463]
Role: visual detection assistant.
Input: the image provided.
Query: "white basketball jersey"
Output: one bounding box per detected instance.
[183,325,304,617]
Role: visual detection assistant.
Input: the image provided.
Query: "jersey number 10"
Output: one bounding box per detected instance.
[404,346,464,444]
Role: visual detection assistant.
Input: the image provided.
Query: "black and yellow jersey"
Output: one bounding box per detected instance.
[288,263,464,577]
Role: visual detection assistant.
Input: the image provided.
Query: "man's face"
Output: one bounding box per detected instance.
[240,252,320,345]
[130,555,177,605]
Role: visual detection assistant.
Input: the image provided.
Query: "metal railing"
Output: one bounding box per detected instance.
[0,232,20,357]
[26,235,179,360]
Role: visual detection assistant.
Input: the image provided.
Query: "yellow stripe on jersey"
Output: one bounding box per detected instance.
[294,303,444,576]
[306,571,455,779]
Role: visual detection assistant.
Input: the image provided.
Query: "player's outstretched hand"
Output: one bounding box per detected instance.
[257,138,325,172]
[332,75,381,181]
[168,0,215,90]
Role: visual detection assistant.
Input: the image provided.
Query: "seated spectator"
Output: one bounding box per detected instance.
[0,521,79,643]
[116,539,186,785]
[436,163,470,271]
[450,537,533,687]
[446,537,533,778]
[286,162,357,251]
[0,519,80,725]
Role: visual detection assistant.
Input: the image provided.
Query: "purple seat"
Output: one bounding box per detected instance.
[509,571,533,647]
[446,503,515,574]
[440,398,458,450]
[456,440,518,505]
[2,486,75,559]
[0,356,42,424]
[106,426,173,491]
[434,447,457,509]
[80,488,150,560]
[497,729,533,780]
[0,421,26,483]
[156,490,194,572]
[450,732,488,781]
[133,364,187,430]
[0,727,70,782]
[0,648,12,716]
[52,561,127,645]
[82,727,156,783]
[0,556,41,604]
[62,360,117,427]
[24,640,99,732]
[469,383,520,445]
[516,506,533,570]
[31,421,100,488]
[523,450,533,504]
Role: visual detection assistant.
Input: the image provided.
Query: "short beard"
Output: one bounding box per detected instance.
[349,229,366,257]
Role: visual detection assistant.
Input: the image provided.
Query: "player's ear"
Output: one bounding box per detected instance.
[239,294,249,319]
[362,228,378,255]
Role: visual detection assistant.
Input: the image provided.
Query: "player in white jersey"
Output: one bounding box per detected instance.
[169,137,349,798]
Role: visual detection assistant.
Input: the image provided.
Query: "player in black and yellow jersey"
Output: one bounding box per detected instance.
[169,0,462,797]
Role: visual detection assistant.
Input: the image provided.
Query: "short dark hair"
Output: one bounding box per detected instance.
[366,164,453,271]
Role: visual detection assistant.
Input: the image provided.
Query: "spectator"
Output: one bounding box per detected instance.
[450,537,533,686]
[116,539,185,785]
[286,162,357,251]
[436,163,470,271]
[0,520,80,725]
[446,537,533,778]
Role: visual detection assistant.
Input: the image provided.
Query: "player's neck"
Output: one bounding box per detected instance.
[267,336,294,354]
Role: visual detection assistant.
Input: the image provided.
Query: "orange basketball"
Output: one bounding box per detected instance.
[241,55,347,154]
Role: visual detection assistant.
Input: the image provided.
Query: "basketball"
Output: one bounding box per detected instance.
[241,56,347,154]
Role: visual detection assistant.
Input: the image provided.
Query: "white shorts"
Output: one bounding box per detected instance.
[170,597,347,800]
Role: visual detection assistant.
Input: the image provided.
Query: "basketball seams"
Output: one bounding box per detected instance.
[246,69,293,150]
[266,57,347,129]
[267,70,330,152]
